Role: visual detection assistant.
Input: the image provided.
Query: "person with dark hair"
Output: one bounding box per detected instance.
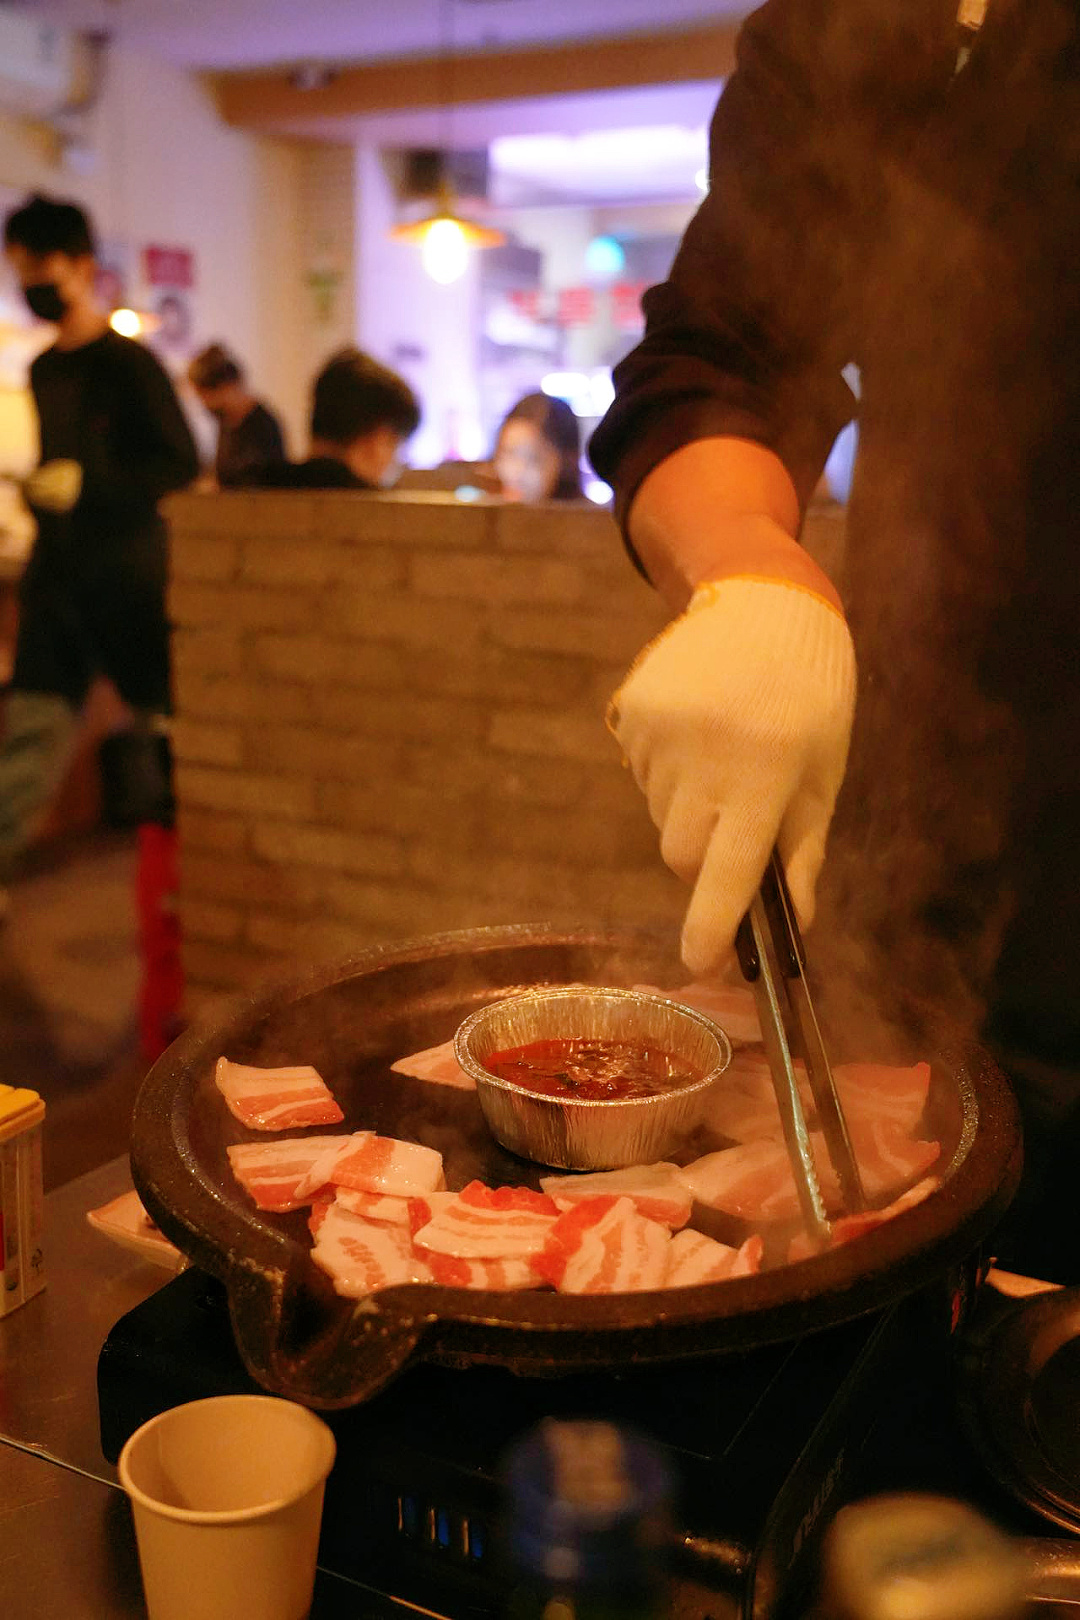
[188,342,285,489]
[265,348,420,491]
[493,393,583,503]
[0,191,197,881]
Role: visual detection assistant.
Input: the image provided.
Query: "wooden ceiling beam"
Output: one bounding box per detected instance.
[210,23,738,128]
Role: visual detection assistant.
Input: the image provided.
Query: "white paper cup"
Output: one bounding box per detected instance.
[118,1394,336,1620]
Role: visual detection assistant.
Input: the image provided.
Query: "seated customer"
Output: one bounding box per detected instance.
[266,348,420,490]
[493,392,582,502]
[188,343,286,488]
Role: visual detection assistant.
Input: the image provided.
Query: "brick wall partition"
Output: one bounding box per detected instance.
[165,490,686,1008]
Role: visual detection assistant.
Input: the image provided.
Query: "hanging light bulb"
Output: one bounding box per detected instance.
[391,184,504,285]
[109,307,143,337]
[421,216,469,284]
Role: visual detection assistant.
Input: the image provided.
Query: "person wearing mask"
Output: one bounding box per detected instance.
[188,343,286,489]
[493,392,583,503]
[264,348,419,491]
[589,0,1080,1277]
[0,192,198,882]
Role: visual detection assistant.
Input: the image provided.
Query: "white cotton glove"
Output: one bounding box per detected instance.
[23,459,83,514]
[609,575,856,976]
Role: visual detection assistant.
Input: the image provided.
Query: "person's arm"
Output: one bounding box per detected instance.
[80,341,199,512]
[593,0,956,972]
[591,0,957,574]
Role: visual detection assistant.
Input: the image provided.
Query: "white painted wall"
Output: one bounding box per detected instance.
[354,141,482,467]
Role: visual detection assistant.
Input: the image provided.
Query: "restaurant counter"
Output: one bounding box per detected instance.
[0,1157,439,1619]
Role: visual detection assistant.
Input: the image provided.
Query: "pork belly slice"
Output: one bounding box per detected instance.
[702,1055,933,1147]
[665,1229,764,1286]
[333,1189,413,1225]
[425,1253,542,1290]
[833,1061,932,1136]
[214,1058,344,1131]
[683,1123,940,1225]
[226,1135,351,1212]
[412,1180,558,1260]
[391,1038,472,1090]
[327,1133,445,1198]
[534,1195,671,1294]
[407,1191,459,1237]
[633,981,762,1045]
[312,1202,431,1297]
[540,1164,692,1230]
[788,1177,940,1263]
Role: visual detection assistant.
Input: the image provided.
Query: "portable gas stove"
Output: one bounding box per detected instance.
[98,1255,989,1620]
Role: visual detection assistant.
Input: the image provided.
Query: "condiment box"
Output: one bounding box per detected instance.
[0,1084,45,1315]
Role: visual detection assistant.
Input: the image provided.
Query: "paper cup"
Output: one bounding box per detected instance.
[118,1394,336,1620]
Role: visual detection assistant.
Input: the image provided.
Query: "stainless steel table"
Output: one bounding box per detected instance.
[0,1156,431,1619]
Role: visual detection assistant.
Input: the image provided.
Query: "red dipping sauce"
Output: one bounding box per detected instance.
[483,1038,703,1102]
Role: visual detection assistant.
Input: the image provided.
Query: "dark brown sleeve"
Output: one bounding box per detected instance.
[589,0,958,537]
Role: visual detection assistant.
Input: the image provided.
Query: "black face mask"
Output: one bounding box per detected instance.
[23,282,67,323]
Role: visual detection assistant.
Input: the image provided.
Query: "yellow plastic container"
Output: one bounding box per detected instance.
[0,1084,45,1315]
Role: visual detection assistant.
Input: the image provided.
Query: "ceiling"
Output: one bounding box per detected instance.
[15,0,745,73]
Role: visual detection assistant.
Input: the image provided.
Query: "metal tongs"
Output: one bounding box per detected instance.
[735,851,866,1247]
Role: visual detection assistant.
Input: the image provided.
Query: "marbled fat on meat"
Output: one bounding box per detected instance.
[328,1134,445,1197]
[411,1180,558,1259]
[535,1196,671,1294]
[226,1136,352,1211]
[391,1038,472,1089]
[665,1229,763,1286]
[333,1189,413,1225]
[312,1203,432,1296]
[214,1057,344,1131]
[425,1253,542,1290]
[540,1163,693,1229]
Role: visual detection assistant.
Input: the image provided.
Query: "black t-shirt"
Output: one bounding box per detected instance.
[590,0,1080,1063]
[30,328,198,547]
[260,457,372,491]
[215,402,286,488]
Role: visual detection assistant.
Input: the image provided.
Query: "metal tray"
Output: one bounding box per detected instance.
[130,926,1022,1407]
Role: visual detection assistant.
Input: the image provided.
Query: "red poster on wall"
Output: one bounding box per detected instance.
[557,286,595,327]
[143,245,195,290]
[612,280,648,330]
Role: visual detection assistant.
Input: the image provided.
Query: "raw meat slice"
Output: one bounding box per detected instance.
[702,1050,784,1144]
[214,1058,344,1131]
[683,1122,940,1225]
[391,1038,472,1090]
[425,1253,542,1290]
[665,1230,764,1286]
[412,1180,558,1260]
[680,1140,838,1225]
[833,1062,932,1136]
[407,1191,458,1238]
[845,1120,940,1201]
[633,981,762,1044]
[333,1189,412,1226]
[312,1203,431,1296]
[291,1133,370,1201]
[328,1134,445,1198]
[540,1164,693,1229]
[788,1178,940,1263]
[535,1196,671,1294]
[226,1136,352,1212]
[308,1193,334,1237]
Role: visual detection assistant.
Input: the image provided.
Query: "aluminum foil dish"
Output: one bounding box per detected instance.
[455,987,732,1170]
[129,926,1021,1408]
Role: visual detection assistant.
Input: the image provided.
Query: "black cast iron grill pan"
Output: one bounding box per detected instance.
[129,926,1022,1408]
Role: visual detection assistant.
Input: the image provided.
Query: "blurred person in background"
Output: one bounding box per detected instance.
[188,342,286,489]
[264,347,419,491]
[0,192,197,890]
[493,393,583,503]
[590,0,1080,1277]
